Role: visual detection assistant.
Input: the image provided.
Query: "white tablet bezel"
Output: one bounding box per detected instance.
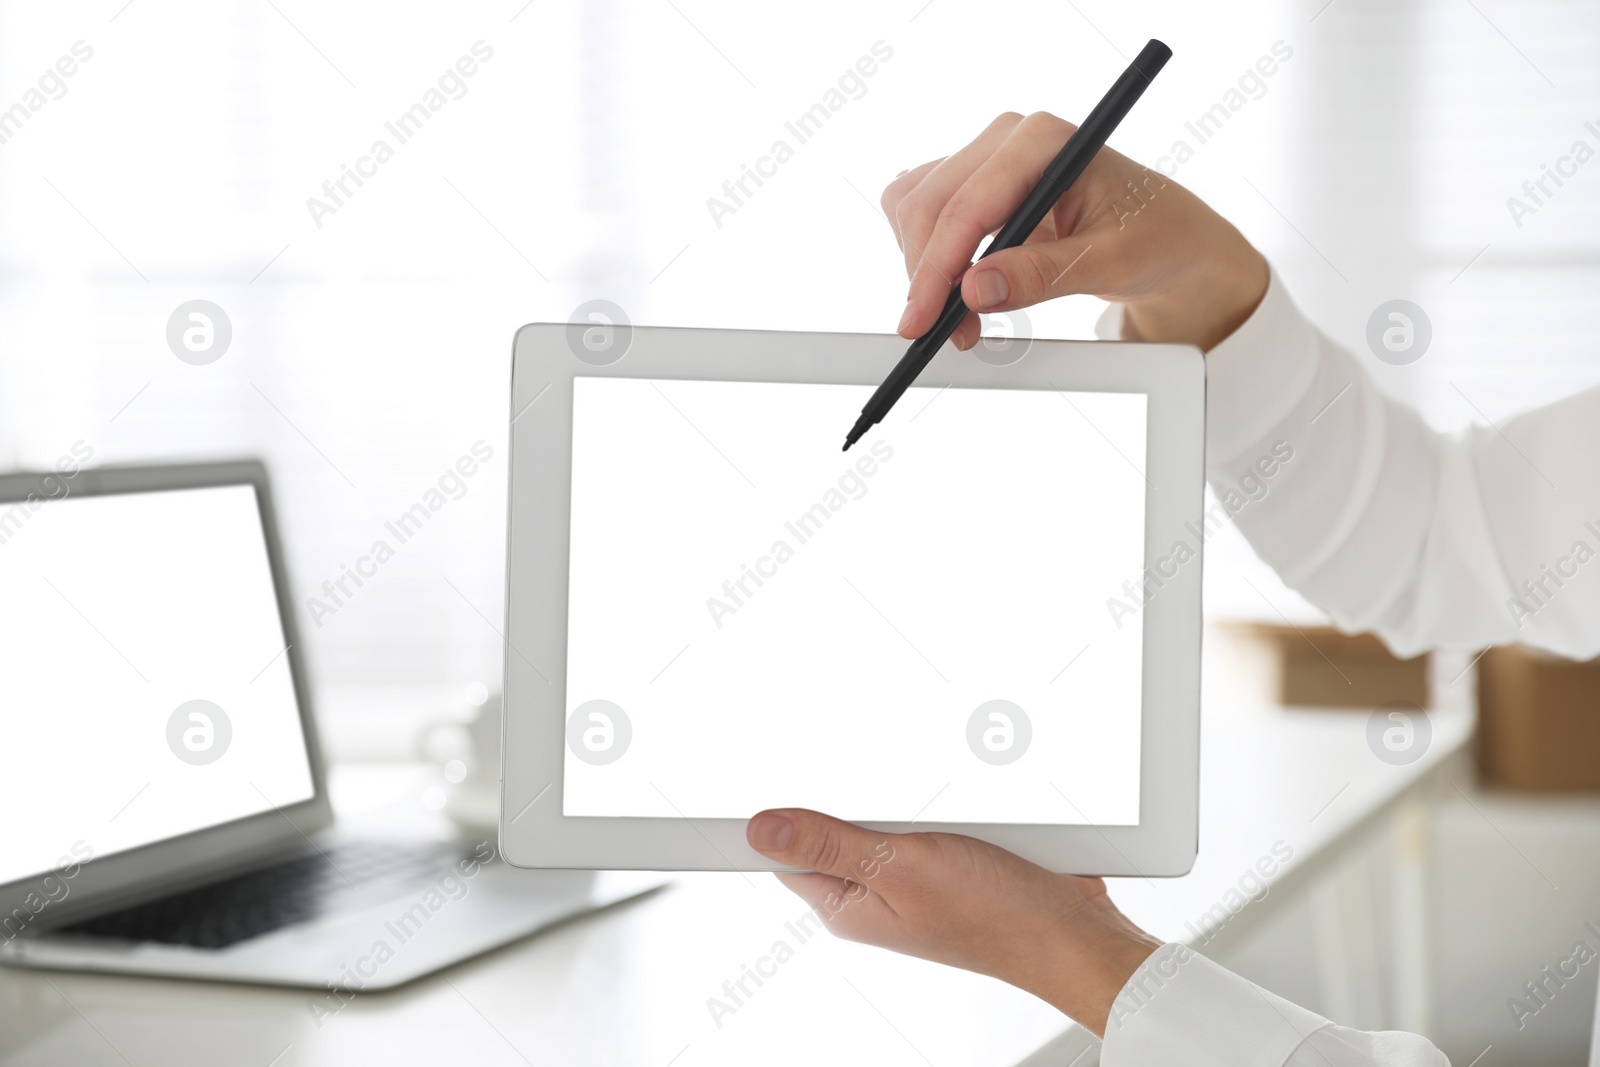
[501,323,1203,876]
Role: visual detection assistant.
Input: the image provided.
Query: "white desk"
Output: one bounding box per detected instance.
[0,693,1473,1067]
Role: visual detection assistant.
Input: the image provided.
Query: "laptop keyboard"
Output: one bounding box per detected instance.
[58,840,474,950]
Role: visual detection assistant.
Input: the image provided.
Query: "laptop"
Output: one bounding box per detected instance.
[0,459,664,989]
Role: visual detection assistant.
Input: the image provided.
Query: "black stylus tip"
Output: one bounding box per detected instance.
[843,417,869,452]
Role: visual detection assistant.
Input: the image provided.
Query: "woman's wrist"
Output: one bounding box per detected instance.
[1123,244,1269,353]
[1013,907,1163,1039]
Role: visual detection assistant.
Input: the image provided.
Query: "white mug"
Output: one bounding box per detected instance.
[418,686,501,835]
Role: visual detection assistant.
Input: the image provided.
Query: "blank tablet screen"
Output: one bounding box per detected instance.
[563,377,1147,825]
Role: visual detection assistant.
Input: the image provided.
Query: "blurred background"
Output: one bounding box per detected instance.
[2,0,1598,1062]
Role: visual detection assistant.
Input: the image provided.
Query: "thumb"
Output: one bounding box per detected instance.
[746,808,895,882]
[961,238,1100,313]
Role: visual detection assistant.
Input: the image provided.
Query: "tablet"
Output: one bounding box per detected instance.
[501,322,1203,875]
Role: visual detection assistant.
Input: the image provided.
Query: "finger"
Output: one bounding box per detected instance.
[891,114,1024,318]
[911,218,1077,350]
[951,312,981,351]
[879,158,942,252]
[907,285,984,350]
[962,237,1101,314]
[905,112,1078,337]
[747,808,901,885]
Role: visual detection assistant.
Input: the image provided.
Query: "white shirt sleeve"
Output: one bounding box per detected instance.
[1092,268,1600,1066]
[1100,267,1600,660]
[1101,945,1450,1066]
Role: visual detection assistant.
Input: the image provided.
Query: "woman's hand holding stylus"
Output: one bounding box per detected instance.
[881,111,1269,354]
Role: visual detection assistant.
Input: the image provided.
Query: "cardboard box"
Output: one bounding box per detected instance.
[1235,623,1430,708]
[1478,644,1600,792]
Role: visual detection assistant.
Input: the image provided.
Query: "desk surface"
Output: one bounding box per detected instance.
[0,697,1473,1067]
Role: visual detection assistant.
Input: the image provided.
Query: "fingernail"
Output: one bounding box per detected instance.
[748,813,794,852]
[897,299,916,334]
[973,269,1010,310]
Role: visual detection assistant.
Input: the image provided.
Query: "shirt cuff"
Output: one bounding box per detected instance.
[1100,944,1331,1067]
[1092,270,1323,471]
[1200,267,1321,469]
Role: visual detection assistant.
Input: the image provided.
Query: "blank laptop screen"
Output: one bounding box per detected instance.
[0,483,315,886]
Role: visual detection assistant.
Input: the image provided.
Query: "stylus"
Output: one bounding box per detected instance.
[842,38,1173,452]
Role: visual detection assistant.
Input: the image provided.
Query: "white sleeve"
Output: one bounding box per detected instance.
[1101,944,1450,1066]
[1099,268,1600,659]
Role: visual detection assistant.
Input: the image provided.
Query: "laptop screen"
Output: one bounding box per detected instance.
[0,482,316,886]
